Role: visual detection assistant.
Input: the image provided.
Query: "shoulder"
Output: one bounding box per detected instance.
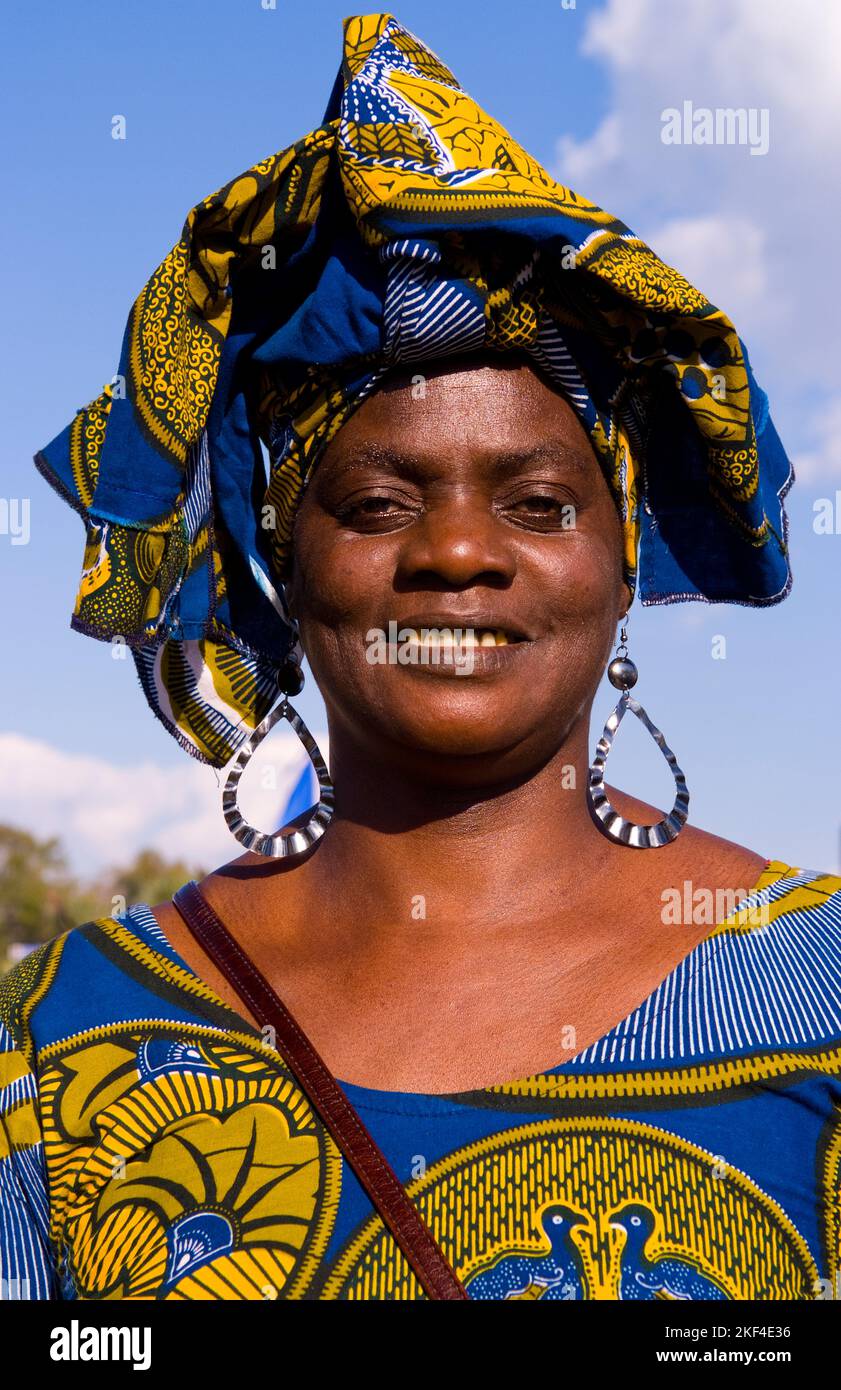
[622,860,841,1069]
[0,931,70,1066]
[725,859,841,944]
[0,903,187,1069]
[703,861,841,1050]
[606,785,769,885]
[604,798,841,1049]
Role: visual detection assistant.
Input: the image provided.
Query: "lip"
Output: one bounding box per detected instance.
[395,641,531,678]
[391,614,535,643]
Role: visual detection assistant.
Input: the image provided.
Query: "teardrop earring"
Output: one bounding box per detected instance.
[587,622,689,849]
[222,659,334,859]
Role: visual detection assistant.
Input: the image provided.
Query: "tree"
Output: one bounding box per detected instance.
[0,825,206,975]
[89,848,207,922]
[0,825,83,972]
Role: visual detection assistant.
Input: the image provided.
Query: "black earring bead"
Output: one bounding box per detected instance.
[278,660,305,697]
[607,656,638,690]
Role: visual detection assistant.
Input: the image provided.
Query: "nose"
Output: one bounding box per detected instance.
[394,492,516,590]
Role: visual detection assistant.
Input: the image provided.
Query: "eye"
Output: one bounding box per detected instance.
[519,495,563,512]
[631,1216,641,1227]
[343,496,397,516]
[335,491,419,529]
[501,489,577,531]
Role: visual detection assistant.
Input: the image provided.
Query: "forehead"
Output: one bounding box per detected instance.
[322,355,597,471]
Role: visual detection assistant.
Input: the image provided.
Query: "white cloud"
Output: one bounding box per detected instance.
[792,398,841,483]
[581,0,841,137]
[644,214,768,324]
[0,731,329,879]
[555,0,840,463]
[557,113,623,187]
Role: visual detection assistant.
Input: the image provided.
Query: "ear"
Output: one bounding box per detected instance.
[619,583,632,620]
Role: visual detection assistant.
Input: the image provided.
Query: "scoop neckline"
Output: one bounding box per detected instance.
[126,857,793,1114]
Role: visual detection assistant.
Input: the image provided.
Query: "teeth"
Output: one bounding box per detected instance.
[403,628,511,647]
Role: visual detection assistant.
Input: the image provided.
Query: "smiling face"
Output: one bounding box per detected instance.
[286,355,630,789]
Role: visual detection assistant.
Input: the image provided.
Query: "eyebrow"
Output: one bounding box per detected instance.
[323,437,594,481]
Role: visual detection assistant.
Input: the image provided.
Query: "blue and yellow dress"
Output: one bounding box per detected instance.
[1,859,840,1300]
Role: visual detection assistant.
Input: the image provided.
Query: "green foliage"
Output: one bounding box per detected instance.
[0,826,206,975]
[88,848,207,925]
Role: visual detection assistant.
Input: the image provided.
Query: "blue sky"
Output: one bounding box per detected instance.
[1,0,839,876]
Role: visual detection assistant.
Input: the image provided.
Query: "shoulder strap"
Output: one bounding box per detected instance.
[171,880,469,1301]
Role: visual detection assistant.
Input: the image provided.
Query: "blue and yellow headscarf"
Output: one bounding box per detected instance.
[35,12,793,768]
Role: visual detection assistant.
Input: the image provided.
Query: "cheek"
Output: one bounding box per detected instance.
[289,513,354,622]
[288,529,391,672]
[518,531,623,701]
[529,524,623,629]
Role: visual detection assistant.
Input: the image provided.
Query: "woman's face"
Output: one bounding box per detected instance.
[287,356,630,787]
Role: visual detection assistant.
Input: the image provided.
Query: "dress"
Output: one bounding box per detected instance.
[1,859,839,1301]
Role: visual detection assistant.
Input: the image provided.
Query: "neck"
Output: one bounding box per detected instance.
[297,720,619,941]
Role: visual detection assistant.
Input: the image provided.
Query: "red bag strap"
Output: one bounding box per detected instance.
[171,880,469,1301]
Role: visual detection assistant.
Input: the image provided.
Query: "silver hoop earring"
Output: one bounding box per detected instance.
[587,624,689,849]
[222,662,334,859]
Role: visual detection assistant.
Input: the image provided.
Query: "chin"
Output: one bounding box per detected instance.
[325,657,585,775]
[365,690,557,775]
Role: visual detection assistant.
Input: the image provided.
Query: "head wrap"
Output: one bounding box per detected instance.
[35,12,792,769]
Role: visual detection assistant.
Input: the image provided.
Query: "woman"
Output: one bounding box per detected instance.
[2,13,839,1301]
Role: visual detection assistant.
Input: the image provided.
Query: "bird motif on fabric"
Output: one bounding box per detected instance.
[138,1038,211,1079]
[164,1211,235,1288]
[464,1203,587,1300]
[610,1202,729,1300]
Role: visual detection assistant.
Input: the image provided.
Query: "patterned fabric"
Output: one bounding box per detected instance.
[1,861,840,1301]
[34,12,793,767]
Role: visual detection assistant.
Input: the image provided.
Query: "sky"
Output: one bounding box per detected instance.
[1,0,839,878]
